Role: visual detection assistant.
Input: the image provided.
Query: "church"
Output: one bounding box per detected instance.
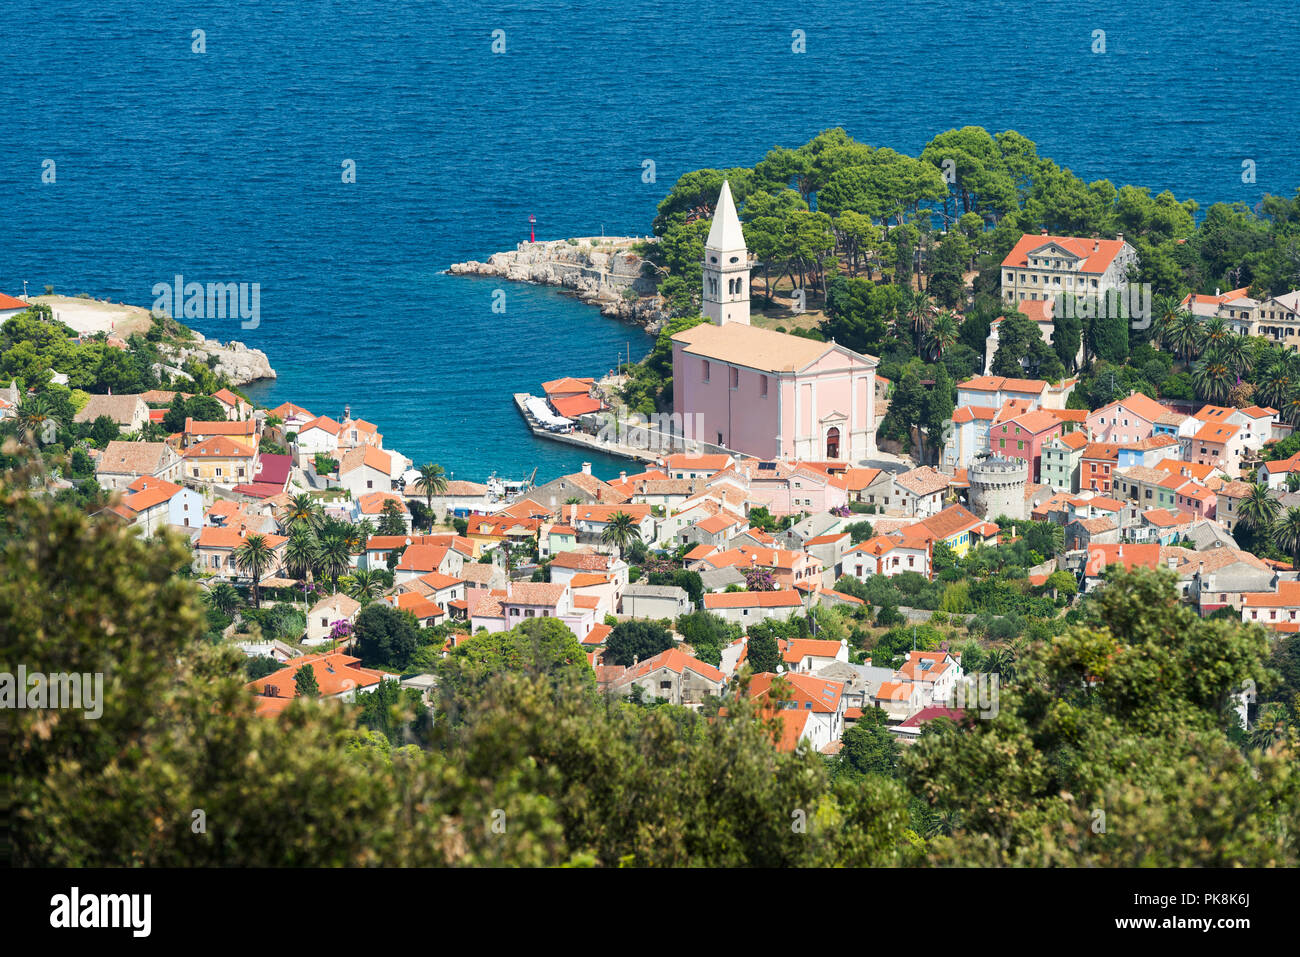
[670,181,879,462]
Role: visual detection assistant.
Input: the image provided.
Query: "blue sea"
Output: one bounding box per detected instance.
[4,0,1299,482]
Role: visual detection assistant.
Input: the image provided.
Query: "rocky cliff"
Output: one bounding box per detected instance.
[157,331,277,386]
[449,237,671,331]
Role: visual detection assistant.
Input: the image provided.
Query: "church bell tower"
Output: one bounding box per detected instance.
[701,180,751,326]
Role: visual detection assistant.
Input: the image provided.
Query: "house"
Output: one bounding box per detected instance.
[1086,392,1169,446]
[182,417,259,449]
[942,404,997,471]
[384,591,447,628]
[248,651,390,711]
[541,376,596,401]
[211,388,252,421]
[539,522,578,558]
[499,581,595,642]
[338,444,395,498]
[677,512,745,549]
[781,638,849,673]
[897,650,964,708]
[907,504,996,558]
[1080,442,1121,493]
[354,491,411,531]
[530,464,628,509]
[951,374,1071,410]
[193,525,287,579]
[548,550,629,592]
[1190,419,1244,472]
[891,466,950,518]
[1040,430,1089,493]
[0,292,31,321]
[295,416,342,462]
[701,589,803,625]
[695,545,823,589]
[619,583,691,619]
[73,394,150,432]
[109,476,203,534]
[233,453,294,500]
[747,671,847,751]
[558,502,655,545]
[661,453,734,480]
[801,531,852,585]
[401,571,468,612]
[1000,232,1139,310]
[1241,581,1300,630]
[181,436,258,487]
[845,534,931,579]
[393,541,463,583]
[608,648,726,708]
[95,440,183,490]
[269,402,317,432]
[305,593,361,645]
[1214,480,1253,533]
[990,409,1062,483]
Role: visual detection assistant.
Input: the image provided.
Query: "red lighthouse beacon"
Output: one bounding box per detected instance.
[527,213,536,244]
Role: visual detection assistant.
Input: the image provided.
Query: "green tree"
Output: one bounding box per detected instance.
[605,619,674,668]
[234,533,274,609]
[353,602,420,670]
[294,664,321,698]
[600,511,643,555]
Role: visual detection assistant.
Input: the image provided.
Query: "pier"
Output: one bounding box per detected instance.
[512,392,663,465]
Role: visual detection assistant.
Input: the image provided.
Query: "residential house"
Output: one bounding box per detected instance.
[1040,430,1088,492]
[1086,392,1169,446]
[305,593,361,645]
[73,393,150,432]
[608,648,727,708]
[181,436,258,488]
[619,583,692,619]
[96,440,183,490]
[990,409,1062,482]
[701,590,803,625]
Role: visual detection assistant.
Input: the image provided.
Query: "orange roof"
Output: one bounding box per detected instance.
[300,416,341,435]
[1193,422,1239,444]
[1242,581,1300,609]
[1000,409,1062,434]
[748,672,844,714]
[1002,233,1128,274]
[182,436,255,458]
[582,623,612,646]
[782,638,844,664]
[958,375,1049,395]
[357,491,406,514]
[388,591,445,621]
[395,544,450,572]
[551,394,605,418]
[702,590,803,609]
[568,572,612,588]
[1083,543,1166,577]
[541,376,595,395]
[663,453,733,471]
[248,651,387,700]
[684,544,717,561]
[695,513,743,534]
[185,418,257,437]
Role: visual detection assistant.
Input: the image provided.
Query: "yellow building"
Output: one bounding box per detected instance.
[182,436,258,487]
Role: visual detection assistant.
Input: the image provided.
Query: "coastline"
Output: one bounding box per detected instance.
[33,294,277,387]
[447,236,671,333]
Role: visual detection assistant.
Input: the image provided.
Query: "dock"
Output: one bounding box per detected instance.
[512,393,662,464]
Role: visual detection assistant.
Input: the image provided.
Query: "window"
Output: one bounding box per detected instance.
[730,367,739,390]
[760,375,768,397]
[702,360,710,382]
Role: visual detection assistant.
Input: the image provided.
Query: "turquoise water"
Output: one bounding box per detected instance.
[4,0,1298,481]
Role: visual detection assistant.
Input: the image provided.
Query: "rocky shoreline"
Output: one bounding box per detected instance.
[448,236,671,332]
[158,330,277,387]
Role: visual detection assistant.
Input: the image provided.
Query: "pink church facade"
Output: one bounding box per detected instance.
[671,322,878,462]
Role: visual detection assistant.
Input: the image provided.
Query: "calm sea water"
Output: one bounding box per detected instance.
[4,0,1298,481]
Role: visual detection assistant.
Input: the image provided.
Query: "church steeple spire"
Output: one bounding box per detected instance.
[702,180,751,326]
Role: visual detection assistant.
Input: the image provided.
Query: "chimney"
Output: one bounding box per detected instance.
[581,462,592,476]
[1040,227,1048,236]
[619,471,627,482]
[1117,544,1123,560]
[1116,233,1124,243]
[505,580,512,599]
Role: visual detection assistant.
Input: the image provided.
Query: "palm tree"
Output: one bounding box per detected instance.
[1191,350,1234,404]
[1249,703,1289,751]
[234,533,275,608]
[1165,310,1203,362]
[282,526,320,582]
[342,569,383,604]
[315,528,354,592]
[1201,316,1231,353]
[205,581,241,618]
[906,289,935,351]
[1216,333,1251,380]
[600,511,642,555]
[1257,350,1300,411]
[923,310,960,360]
[281,492,323,532]
[1151,294,1183,346]
[414,462,448,520]
[1287,473,1300,494]
[1272,506,1300,568]
[1239,482,1280,534]
[15,394,59,447]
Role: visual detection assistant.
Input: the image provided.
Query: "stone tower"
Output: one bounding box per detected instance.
[968,456,1028,521]
[702,180,751,326]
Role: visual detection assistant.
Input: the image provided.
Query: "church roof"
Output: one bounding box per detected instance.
[672,322,876,374]
[706,180,747,253]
